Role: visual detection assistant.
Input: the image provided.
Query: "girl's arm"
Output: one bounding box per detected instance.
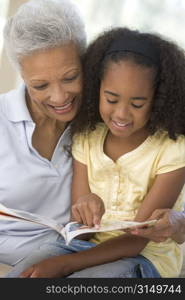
[134,167,185,222]
[20,166,185,278]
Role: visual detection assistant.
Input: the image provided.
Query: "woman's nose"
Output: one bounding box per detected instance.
[50,85,67,104]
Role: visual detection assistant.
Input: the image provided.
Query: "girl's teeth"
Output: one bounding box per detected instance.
[115,122,128,127]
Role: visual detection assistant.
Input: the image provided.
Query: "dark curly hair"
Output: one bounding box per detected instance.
[71,27,185,140]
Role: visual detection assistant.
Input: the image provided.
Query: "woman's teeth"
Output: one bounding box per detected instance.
[53,102,72,110]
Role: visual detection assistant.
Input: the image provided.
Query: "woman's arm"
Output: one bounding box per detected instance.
[20,166,185,278]
[129,208,185,244]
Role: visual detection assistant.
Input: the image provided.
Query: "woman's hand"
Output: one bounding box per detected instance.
[72,193,105,227]
[128,209,185,243]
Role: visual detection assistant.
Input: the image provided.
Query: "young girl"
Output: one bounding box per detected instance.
[8,27,185,278]
[69,27,185,278]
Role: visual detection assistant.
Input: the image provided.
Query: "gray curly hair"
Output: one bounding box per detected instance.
[3,0,87,69]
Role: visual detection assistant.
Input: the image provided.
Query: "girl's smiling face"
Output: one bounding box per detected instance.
[99,60,155,141]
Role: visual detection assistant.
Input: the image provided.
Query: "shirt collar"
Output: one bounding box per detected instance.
[3,83,33,122]
[3,85,72,137]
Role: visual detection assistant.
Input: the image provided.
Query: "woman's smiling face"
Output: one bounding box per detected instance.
[20,43,82,124]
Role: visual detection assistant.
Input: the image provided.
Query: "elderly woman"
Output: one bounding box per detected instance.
[1,0,185,278]
[0,0,86,267]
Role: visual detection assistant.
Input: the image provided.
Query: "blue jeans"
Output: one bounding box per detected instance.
[5,235,160,278]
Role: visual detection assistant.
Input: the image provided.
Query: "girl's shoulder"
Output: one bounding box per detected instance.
[72,123,106,160]
[153,131,185,158]
[153,131,185,174]
[155,130,185,146]
[73,122,107,142]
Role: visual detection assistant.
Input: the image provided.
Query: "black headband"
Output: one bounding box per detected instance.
[106,35,160,65]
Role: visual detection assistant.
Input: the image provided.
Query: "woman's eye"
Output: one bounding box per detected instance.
[64,74,79,82]
[33,84,48,90]
[131,103,144,108]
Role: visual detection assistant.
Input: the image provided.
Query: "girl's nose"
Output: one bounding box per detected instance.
[114,105,130,120]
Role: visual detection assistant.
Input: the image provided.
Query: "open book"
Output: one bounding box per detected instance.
[0,203,157,245]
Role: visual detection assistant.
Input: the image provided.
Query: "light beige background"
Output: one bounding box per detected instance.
[1,0,185,94]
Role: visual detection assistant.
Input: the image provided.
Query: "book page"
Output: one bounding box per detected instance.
[0,203,64,234]
[64,219,157,245]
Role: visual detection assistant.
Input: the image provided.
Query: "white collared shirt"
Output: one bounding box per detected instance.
[0,84,72,264]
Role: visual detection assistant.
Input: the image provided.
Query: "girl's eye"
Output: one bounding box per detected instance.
[107,99,117,104]
[131,103,144,108]
[33,84,48,90]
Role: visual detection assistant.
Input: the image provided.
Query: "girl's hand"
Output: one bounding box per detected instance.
[72,193,105,227]
[127,209,185,243]
[20,256,70,278]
